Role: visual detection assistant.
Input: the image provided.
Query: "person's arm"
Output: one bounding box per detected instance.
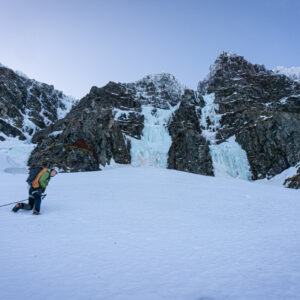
[39,171,51,191]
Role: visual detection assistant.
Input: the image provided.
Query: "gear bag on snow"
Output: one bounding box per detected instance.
[26,167,47,188]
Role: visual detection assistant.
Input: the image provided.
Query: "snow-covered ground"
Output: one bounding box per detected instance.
[1,163,300,300]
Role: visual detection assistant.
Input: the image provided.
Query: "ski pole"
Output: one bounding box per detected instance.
[0,194,47,208]
[0,199,28,208]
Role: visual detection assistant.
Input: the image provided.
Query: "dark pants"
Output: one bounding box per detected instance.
[22,187,42,212]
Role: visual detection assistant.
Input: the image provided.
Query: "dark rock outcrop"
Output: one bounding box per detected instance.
[168,90,213,175]
[284,163,300,189]
[28,107,130,172]
[236,112,300,179]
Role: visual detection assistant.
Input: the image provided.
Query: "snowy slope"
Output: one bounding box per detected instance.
[1,165,300,300]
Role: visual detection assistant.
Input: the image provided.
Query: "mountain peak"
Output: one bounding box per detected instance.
[134,72,185,94]
[134,73,185,90]
[198,52,270,94]
[208,52,267,79]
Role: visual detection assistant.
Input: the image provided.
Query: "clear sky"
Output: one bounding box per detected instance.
[0,0,299,98]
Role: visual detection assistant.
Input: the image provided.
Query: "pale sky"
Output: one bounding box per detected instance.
[0,0,299,98]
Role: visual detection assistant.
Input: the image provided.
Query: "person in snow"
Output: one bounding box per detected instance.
[12,167,58,215]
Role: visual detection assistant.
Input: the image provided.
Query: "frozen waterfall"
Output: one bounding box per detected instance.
[130,104,178,168]
[200,93,221,142]
[210,137,252,180]
[201,93,252,180]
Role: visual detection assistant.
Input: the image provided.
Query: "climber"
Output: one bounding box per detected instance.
[12,167,58,215]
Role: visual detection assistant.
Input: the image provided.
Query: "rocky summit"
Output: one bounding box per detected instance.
[2,53,300,188]
[0,64,76,141]
[198,53,300,182]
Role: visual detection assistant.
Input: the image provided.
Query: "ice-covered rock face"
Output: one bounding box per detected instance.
[119,74,185,167]
[0,65,77,141]
[197,52,300,182]
[200,93,252,180]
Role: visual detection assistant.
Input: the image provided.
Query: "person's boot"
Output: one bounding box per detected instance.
[33,209,39,215]
[12,203,23,213]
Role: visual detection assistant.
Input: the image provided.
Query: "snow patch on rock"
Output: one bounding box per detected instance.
[273,66,300,82]
[57,95,77,119]
[15,70,30,79]
[127,73,185,108]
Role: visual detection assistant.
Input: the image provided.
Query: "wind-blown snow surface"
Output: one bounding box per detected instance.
[1,166,300,300]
